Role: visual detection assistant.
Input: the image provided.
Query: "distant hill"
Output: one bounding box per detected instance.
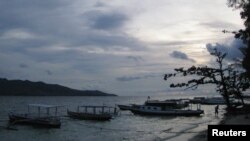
[0,78,116,96]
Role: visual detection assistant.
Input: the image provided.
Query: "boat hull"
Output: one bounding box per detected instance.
[67,110,112,121]
[8,114,61,128]
[117,105,133,111]
[130,109,204,116]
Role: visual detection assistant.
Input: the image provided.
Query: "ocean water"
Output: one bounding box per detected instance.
[0,95,225,141]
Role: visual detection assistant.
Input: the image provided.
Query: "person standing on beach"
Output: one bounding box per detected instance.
[215,105,219,116]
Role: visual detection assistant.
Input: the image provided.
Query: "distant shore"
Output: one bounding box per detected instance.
[189,113,250,141]
[0,78,117,96]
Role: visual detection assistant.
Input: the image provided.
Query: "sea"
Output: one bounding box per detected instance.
[0,94,225,141]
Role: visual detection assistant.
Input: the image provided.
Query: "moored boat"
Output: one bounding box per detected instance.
[129,104,204,116]
[189,97,205,104]
[144,99,189,109]
[8,104,63,128]
[200,97,226,105]
[190,97,228,105]
[67,105,117,121]
[9,113,61,128]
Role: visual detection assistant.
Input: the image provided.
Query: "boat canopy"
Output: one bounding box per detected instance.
[27,104,65,116]
[78,105,115,108]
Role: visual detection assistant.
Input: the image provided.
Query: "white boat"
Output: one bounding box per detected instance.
[129,104,204,116]
[189,97,205,104]
[144,99,189,109]
[190,97,229,105]
[9,104,64,128]
[201,97,226,105]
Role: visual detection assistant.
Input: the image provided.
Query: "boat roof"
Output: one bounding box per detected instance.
[78,105,115,108]
[28,104,64,108]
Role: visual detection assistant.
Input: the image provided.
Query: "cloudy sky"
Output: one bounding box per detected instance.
[0,0,245,96]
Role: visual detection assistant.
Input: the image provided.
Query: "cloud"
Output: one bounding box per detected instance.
[206,39,245,60]
[46,70,53,75]
[0,0,148,60]
[170,51,196,62]
[0,0,70,32]
[200,21,239,30]
[151,41,191,46]
[0,0,244,96]
[116,73,159,82]
[84,10,128,30]
[116,76,142,81]
[127,56,143,62]
[0,0,145,52]
[0,29,37,40]
[19,63,28,68]
[94,2,106,7]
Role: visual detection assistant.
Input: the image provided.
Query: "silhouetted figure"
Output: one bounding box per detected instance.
[215,105,219,116]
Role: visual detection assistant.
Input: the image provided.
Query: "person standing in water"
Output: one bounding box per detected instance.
[215,105,219,116]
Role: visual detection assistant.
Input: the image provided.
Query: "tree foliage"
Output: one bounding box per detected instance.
[227,0,250,77]
[164,49,250,108]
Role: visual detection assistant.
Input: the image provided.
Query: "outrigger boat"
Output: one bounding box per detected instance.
[8,104,63,128]
[67,105,117,121]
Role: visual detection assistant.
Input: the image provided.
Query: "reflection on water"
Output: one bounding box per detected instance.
[0,95,225,141]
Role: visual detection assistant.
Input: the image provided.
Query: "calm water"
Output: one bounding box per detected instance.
[0,95,225,141]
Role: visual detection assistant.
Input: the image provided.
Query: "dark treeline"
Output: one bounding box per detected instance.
[0,78,116,96]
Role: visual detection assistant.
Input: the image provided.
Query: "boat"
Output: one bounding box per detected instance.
[67,105,117,121]
[144,99,189,109]
[190,97,228,105]
[129,104,204,116]
[200,97,227,105]
[118,98,189,112]
[117,104,133,111]
[189,97,206,104]
[8,104,63,128]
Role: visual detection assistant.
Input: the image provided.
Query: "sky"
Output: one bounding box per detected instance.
[0,0,245,96]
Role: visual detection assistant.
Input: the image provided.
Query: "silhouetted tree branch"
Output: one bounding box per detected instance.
[164,49,250,108]
[227,0,250,78]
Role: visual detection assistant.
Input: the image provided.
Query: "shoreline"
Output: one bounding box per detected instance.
[189,113,250,141]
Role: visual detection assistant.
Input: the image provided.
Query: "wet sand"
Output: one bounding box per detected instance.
[189,113,250,141]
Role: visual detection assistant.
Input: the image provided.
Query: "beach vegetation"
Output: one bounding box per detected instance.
[164,49,250,109]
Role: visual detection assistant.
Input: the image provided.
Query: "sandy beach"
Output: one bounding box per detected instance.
[189,113,250,141]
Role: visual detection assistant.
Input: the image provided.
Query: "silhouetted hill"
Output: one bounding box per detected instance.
[0,78,116,96]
